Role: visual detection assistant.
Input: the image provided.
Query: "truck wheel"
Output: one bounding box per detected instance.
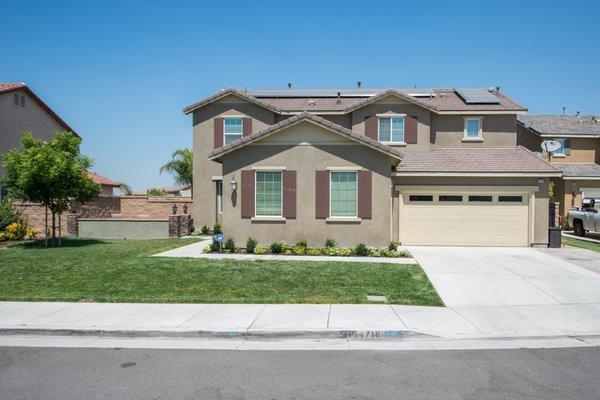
[574,221,586,237]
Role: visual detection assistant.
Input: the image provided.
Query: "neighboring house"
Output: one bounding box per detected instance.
[87,171,119,196]
[518,114,600,218]
[185,87,560,247]
[0,82,78,200]
[161,184,192,197]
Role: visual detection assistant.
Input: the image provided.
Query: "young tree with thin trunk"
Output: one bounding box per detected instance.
[1,132,100,246]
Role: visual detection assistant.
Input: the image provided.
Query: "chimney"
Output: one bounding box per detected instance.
[336,91,342,104]
[357,81,362,89]
[287,82,292,89]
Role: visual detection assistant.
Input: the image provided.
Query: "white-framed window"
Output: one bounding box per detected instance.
[255,171,282,217]
[464,117,482,140]
[378,116,405,143]
[223,117,243,144]
[553,138,566,156]
[330,171,357,217]
[215,180,223,213]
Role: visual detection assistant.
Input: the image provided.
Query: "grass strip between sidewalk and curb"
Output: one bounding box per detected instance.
[0,238,443,306]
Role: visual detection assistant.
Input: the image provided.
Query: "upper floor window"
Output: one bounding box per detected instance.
[330,171,357,217]
[464,117,482,140]
[13,93,19,105]
[378,116,405,143]
[224,117,243,144]
[255,171,282,217]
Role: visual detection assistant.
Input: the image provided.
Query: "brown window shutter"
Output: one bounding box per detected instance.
[214,117,224,149]
[315,170,329,219]
[243,117,252,138]
[364,116,378,140]
[282,170,297,218]
[241,170,255,218]
[358,170,372,219]
[405,116,418,144]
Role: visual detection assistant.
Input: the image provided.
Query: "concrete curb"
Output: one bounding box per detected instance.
[0,328,435,341]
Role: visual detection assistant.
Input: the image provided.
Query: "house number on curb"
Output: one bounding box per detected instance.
[352,331,405,340]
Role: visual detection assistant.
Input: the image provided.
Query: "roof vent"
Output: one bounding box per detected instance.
[287,82,292,89]
[336,92,342,104]
[357,81,362,88]
[308,100,317,106]
[592,116,599,124]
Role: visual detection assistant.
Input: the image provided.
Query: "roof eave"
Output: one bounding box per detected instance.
[392,171,562,177]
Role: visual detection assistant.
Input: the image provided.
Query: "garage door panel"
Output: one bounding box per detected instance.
[402,195,529,247]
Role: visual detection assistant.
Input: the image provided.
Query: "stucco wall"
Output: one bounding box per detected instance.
[219,121,393,247]
[548,138,599,164]
[0,89,67,175]
[78,219,169,239]
[192,95,276,228]
[393,176,550,246]
[430,114,517,148]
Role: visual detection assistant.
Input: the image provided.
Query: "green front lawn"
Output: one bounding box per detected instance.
[563,236,600,252]
[0,238,443,306]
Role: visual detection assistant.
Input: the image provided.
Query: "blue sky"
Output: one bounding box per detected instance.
[1,0,599,191]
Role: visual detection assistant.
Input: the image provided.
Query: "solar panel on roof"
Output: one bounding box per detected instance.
[456,88,501,104]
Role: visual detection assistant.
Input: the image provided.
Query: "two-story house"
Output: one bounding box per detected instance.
[185,87,560,247]
[517,114,600,219]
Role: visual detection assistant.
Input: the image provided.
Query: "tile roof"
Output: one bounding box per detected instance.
[0,82,79,137]
[395,146,561,175]
[518,114,600,136]
[556,164,600,178]
[208,112,403,162]
[184,88,526,115]
[88,171,119,186]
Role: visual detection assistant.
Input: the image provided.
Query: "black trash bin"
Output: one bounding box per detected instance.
[548,227,562,248]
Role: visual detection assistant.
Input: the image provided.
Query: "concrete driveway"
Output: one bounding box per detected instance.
[408,246,600,307]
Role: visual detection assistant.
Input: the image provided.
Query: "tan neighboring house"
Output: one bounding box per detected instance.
[0,82,78,200]
[185,87,560,247]
[518,114,600,219]
[87,171,119,196]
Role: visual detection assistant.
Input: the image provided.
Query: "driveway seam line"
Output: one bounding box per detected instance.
[326,304,332,329]
[246,304,267,332]
[388,304,408,329]
[448,306,484,333]
[174,304,213,328]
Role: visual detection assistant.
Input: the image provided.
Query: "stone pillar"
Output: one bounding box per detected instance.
[168,215,180,237]
[180,215,192,236]
[67,214,79,237]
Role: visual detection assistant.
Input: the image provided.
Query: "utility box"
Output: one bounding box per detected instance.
[548,227,562,248]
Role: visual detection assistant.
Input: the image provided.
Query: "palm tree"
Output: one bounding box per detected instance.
[160,148,193,192]
[116,182,132,196]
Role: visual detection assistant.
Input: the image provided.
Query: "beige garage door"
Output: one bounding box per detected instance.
[402,192,529,246]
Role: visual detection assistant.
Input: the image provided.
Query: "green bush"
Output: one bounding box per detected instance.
[371,250,382,257]
[324,247,337,256]
[210,237,221,252]
[354,243,370,257]
[382,249,398,258]
[337,247,352,257]
[388,241,398,251]
[325,238,336,248]
[397,249,411,258]
[213,223,222,234]
[292,245,306,255]
[295,239,308,249]
[0,200,23,232]
[254,245,268,255]
[202,246,212,253]
[270,241,285,254]
[147,188,167,196]
[246,237,257,254]
[201,225,210,235]
[224,237,235,252]
[307,248,322,256]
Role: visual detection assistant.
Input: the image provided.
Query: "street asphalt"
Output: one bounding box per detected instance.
[1,346,599,399]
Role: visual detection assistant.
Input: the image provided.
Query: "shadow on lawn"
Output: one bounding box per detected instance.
[16,238,107,249]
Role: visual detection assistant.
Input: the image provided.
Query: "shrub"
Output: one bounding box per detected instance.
[210,236,221,252]
[307,248,322,256]
[202,246,212,253]
[354,243,370,257]
[254,245,268,255]
[292,246,306,255]
[246,237,258,253]
[388,241,398,251]
[295,239,308,249]
[371,250,381,257]
[397,249,411,258]
[201,225,210,235]
[224,237,235,252]
[25,228,39,240]
[147,188,167,196]
[213,223,222,234]
[324,247,337,256]
[325,238,336,248]
[284,249,292,255]
[270,241,285,254]
[5,222,27,241]
[0,200,23,232]
[337,247,352,257]
[382,249,398,258]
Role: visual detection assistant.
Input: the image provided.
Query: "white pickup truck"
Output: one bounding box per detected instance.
[567,198,600,236]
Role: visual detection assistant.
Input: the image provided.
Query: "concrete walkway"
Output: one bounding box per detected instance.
[155,239,417,264]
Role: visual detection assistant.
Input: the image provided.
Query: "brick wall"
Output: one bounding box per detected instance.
[14,202,69,236]
[119,196,192,219]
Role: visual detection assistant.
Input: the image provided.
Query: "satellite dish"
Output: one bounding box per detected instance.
[541,140,561,153]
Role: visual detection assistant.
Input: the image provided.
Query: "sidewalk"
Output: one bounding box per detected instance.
[2,301,600,341]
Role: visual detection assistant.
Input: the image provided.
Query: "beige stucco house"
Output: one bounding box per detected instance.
[518,114,600,219]
[186,87,560,247]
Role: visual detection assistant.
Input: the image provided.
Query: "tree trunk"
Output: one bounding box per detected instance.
[51,210,56,247]
[45,206,49,247]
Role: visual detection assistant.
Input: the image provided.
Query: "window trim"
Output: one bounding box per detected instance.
[552,138,566,157]
[329,170,358,218]
[377,116,406,144]
[254,170,283,218]
[223,116,244,144]
[463,117,483,141]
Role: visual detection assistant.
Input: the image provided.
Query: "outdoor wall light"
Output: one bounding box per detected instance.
[230,175,238,191]
[183,203,188,214]
[171,204,177,215]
